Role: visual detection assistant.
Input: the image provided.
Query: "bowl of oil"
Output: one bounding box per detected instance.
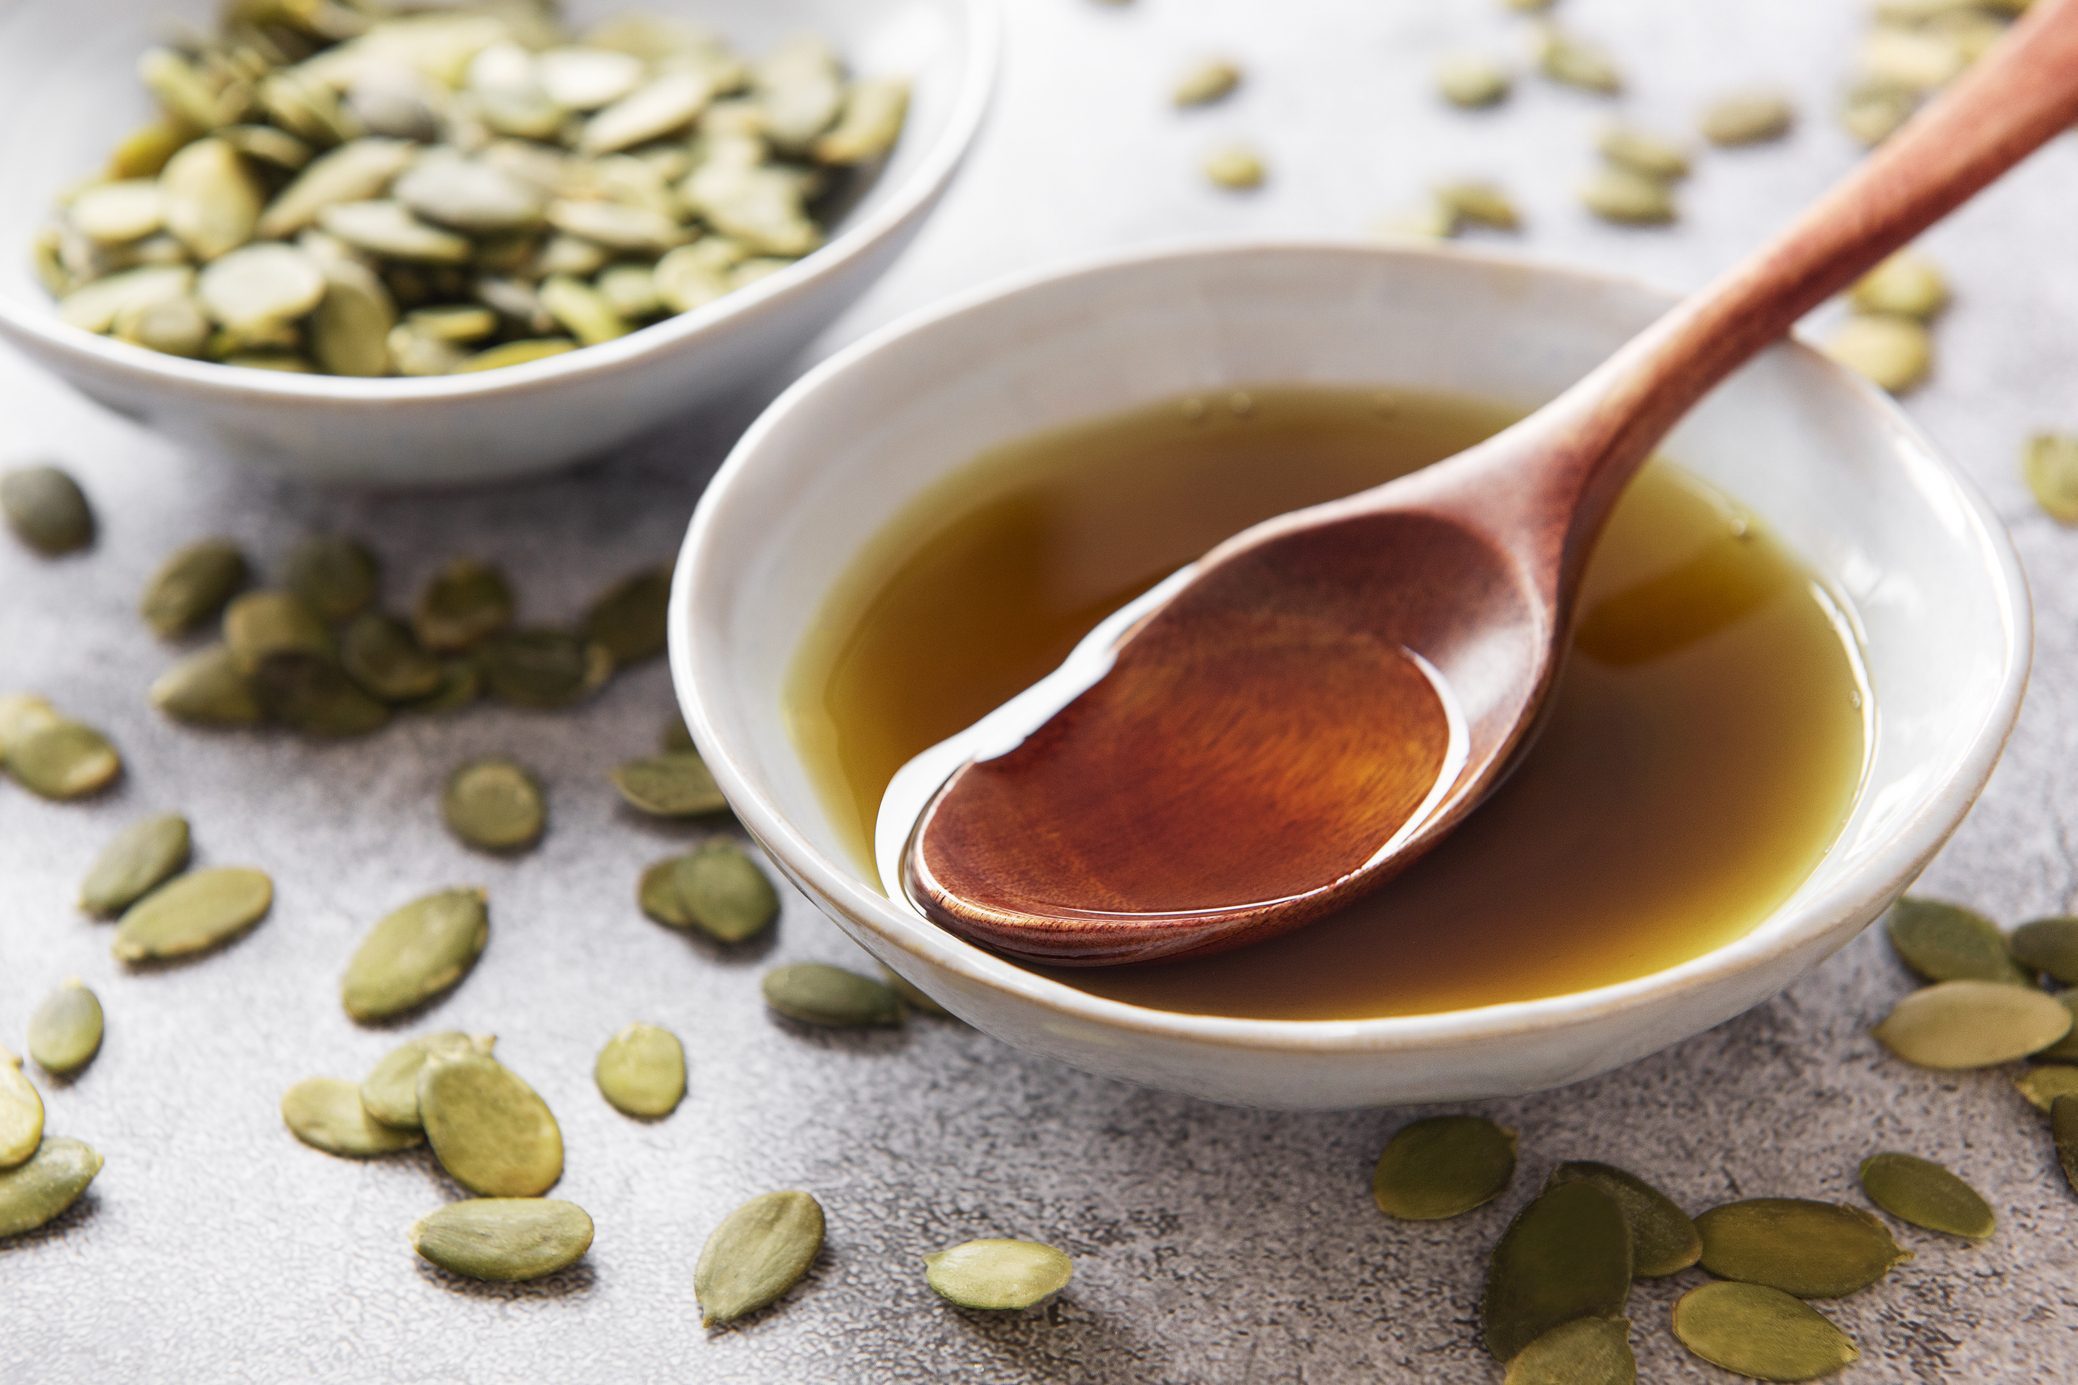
[670,242,2029,1108]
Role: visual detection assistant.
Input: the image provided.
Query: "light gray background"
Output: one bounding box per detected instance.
[5,0,2077,1380]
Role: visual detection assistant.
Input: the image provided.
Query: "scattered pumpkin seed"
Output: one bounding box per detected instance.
[2010,917,2078,984]
[141,539,249,637]
[1548,1161,1701,1277]
[639,841,778,943]
[2054,1096,2078,1196]
[361,1031,493,1131]
[1861,25,1966,92]
[1884,896,2025,983]
[341,886,490,1023]
[0,1049,44,1170]
[695,1190,826,1326]
[80,812,191,918]
[0,1136,102,1238]
[762,963,903,1028]
[2014,1063,2078,1112]
[283,535,379,621]
[1437,56,1511,109]
[8,721,121,800]
[1672,1281,1859,1381]
[418,1052,563,1197]
[1436,180,1521,231]
[1699,92,1797,146]
[282,1075,425,1157]
[1823,314,1932,394]
[0,694,62,761]
[612,751,728,817]
[1203,144,1266,190]
[1504,1316,1635,1385]
[412,1198,595,1282]
[340,613,444,703]
[2023,435,2078,523]
[594,1022,687,1119]
[1848,251,1948,320]
[925,1239,1074,1311]
[151,645,264,726]
[27,981,105,1078]
[1482,1180,1633,1361]
[251,655,392,737]
[478,629,613,708]
[442,760,546,853]
[1695,1198,1909,1297]
[1581,166,1676,225]
[1534,24,1623,94]
[113,866,273,963]
[1842,87,1917,146]
[1370,1114,1517,1220]
[1598,126,1690,180]
[1858,1152,1994,1239]
[1173,58,1242,108]
[224,589,333,673]
[2,465,94,556]
[1874,979,2073,1068]
[412,557,514,653]
[582,564,671,664]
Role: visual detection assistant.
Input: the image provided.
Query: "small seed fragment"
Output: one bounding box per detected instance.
[639,841,778,943]
[1482,1180,1633,1362]
[151,645,263,726]
[341,887,490,1023]
[582,565,671,664]
[2024,435,2078,524]
[0,1136,102,1238]
[9,721,121,800]
[412,1198,595,1282]
[595,1022,687,1119]
[2014,1064,2078,1112]
[282,534,378,622]
[1598,126,1690,181]
[1695,1198,1909,1298]
[1848,251,1948,320]
[1873,979,2073,1068]
[479,629,613,709]
[1438,56,1511,109]
[2,466,94,556]
[141,539,249,637]
[1173,58,1242,108]
[1534,25,1623,94]
[612,752,728,817]
[1581,166,1675,225]
[1824,314,1932,394]
[1858,1152,1994,1240]
[1505,1316,1635,1385]
[1436,180,1521,231]
[763,963,903,1028]
[925,1239,1074,1311]
[695,1190,826,1326]
[361,1031,493,1131]
[1700,92,1796,146]
[418,1053,563,1198]
[1884,896,2025,984]
[113,866,273,963]
[28,981,105,1078]
[412,558,514,653]
[1370,1114,1516,1220]
[0,1049,44,1170]
[282,1076,425,1157]
[2010,917,2078,984]
[1203,144,1266,190]
[1548,1161,1701,1277]
[443,761,546,853]
[1673,1282,1858,1381]
[341,613,444,703]
[80,812,191,917]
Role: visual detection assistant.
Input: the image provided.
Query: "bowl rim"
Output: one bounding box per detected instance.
[0,0,1002,404]
[670,237,2034,1054]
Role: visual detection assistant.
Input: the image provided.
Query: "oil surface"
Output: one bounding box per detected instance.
[785,387,1868,1019]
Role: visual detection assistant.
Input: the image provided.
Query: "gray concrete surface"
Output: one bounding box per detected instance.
[5,0,2078,1380]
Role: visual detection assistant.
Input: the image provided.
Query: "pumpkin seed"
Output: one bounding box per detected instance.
[638,840,778,943]
[251,654,392,737]
[113,866,273,963]
[283,534,379,622]
[1504,1316,1635,1385]
[2036,988,2078,1059]
[310,259,396,376]
[151,645,264,725]
[547,198,689,256]
[1202,144,1266,190]
[361,1031,493,1131]
[1672,1282,1858,1381]
[419,1053,562,1197]
[1699,92,1797,146]
[114,291,212,357]
[1370,1115,1516,1220]
[1581,167,1675,225]
[412,557,513,653]
[1534,24,1623,94]
[257,139,416,238]
[1823,314,1932,394]
[1858,1152,1994,1240]
[395,151,547,236]
[224,589,333,672]
[925,1239,1074,1311]
[537,47,644,110]
[583,71,714,155]
[1884,896,2025,983]
[2010,917,2078,984]
[1874,979,2073,1068]
[197,243,326,331]
[59,265,195,333]
[1861,25,1966,92]
[222,124,313,173]
[479,629,613,708]
[69,180,166,245]
[1848,251,1948,320]
[1482,1181,1633,1362]
[1842,87,1917,146]
[442,760,545,853]
[412,1198,595,1282]
[539,274,631,346]
[26,981,104,1079]
[596,264,662,320]
[421,659,483,714]
[162,138,263,261]
[1548,1161,1701,1277]
[2,465,94,556]
[282,1075,425,1157]
[581,565,671,664]
[594,1022,687,1118]
[2054,1096,2078,1196]
[340,613,442,702]
[1436,180,1520,231]
[341,886,490,1022]
[139,47,232,130]
[8,721,121,800]
[141,539,249,636]
[406,304,499,343]
[695,1190,826,1326]
[0,1049,44,1170]
[0,1136,102,1238]
[814,78,911,165]
[0,694,61,759]
[612,751,727,817]
[755,36,843,152]
[107,122,191,181]
[1174,58,1243,108]
[763,963,903,1028]
[454,338,578,372]
[2014,1064,2078,1112]
[2024,435,2078,524]
[1694,1198,1909,1297]
[80,812,191,917]
[1597,126,1690,181]
[319,200,473,264]
[1437,56,1511,109]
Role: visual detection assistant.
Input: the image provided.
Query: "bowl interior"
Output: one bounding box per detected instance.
[684,243,2024,1032]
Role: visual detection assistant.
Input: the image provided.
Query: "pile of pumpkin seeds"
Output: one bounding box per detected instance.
[34,2,909,376]
[1840,0,2030,148]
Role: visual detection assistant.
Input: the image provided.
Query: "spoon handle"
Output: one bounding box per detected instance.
[1533,0,2078,573]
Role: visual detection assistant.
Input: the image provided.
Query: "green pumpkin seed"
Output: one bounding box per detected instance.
[197,244,326,331]
[537,47,644,110]
[2054,1096,2078,1196]
[412,1198,595,1282]
[418,1053,563,1197]
[654,238,746,313]
[1873,979,2073,1068]
[8,721,121,800]
[596,264,662,320]
[612,751,727,817]
[695,1190,825,1326]
[106,121,191,180]
[582,565,671,664]
[539,274,631,346]
[1437,56,1510,109]
[1883,896,2025,984]
[1858,1152,1994,1239]
[413,558,514,653]
[1598,126,1690,180]
[361,1031,493,1131]
[1202,144,1266,191]
[0,1136,102,1238]
[340,613,443,703]
[282,1075,425,1157]
[594,1022,687,1119]
[257,138,416,238]
[420,659,483,714]
[224,589,333,673]
[1695,1198,1909,1297]
[2038,986,2078,1058]
[0,694,61,760]
[139,47,232,130]
[479,629,613,708]
[1370,1115,1516,1220]
[310,260,396,377]
[2014,1063,2078,1112]
[754,36,843,152]
[441,760,546,853]
[1504,1316,1635,1385]
[1848,251,1948,320]
[341,886,490,1023]
[151,645,263,726]
[141,539,248,637]
[925,1239,1074,1311]
[2,465,94,556]
[1842,87,1917,146]
[58,265,194,333]
[1861,25,1965,92]
[1482,1181,1632,1362]
[80,812,191,917]
[0,1049,44,1170]
[2024,435,2078,524]
[162,138,263,261]
[1436,180,1520,231]
[582,71,714,155]
[68,179,165,245]
[251,654,392,737]
[454,339,579,373]
[28,981,105,1078]
[395,151,546,235]
[814,77,911,165]
[1534,24,1623,94]
[1672,1281,1858,1381]
[1580,167,1675,225]
[406,304,499,344]
[282,535,379,622]
[113,866,273,963]
[221,124,313,172]
[1699,92,1797,146]
[319,200,474,264]
[639,841,778,943]
[763,963,903,1028]
[1548,1161,1701,1277]
[2010,917,2078,984]
[1174,58,1243,108]
[1823,314,1932,394]
[114,292,211,357]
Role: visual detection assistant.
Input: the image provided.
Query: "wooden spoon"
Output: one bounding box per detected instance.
[885,0,2078,967]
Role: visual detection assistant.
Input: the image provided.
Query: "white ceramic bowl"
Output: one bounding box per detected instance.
[0,0,997,486]
[672,242,2031,1109]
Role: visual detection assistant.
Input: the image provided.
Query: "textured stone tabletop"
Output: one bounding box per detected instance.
[6,1,2078,1381]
